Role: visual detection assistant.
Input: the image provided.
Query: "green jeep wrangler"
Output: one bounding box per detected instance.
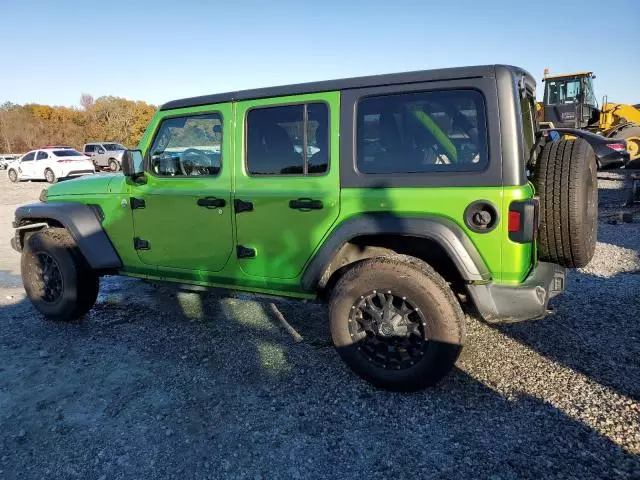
[12,65,597,391]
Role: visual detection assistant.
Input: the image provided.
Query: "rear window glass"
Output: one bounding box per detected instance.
[356,89,488,174]
[53,150,84,157]
[520,96,536,160]
[104,143,125,150]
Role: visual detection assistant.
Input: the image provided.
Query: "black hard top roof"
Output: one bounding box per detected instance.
[160,64,533,111]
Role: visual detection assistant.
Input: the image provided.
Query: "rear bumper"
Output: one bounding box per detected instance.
[467,262,565,323]
[63,169,95,177]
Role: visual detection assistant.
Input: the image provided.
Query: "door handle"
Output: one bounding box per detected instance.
[197,197,226,208]
[289,198,323,210]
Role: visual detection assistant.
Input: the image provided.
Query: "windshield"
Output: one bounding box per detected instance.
[103,143,126,151]
[53,149,84,157]
[546,78,582,105]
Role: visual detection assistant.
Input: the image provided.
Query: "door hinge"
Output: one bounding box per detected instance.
[134,237,150,250]
[234,199,254,213]
[131,197,146,210]
[236,245,256,258]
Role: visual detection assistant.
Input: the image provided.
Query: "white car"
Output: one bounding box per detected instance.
[7,147,96,183]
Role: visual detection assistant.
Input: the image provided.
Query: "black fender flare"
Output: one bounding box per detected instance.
[301,213,491,291]
[13,202,122,271]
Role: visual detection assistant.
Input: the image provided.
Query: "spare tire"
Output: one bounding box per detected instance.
[533,138,597,268]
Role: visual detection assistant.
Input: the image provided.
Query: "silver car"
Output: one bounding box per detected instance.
[0,154,20,170]
[83,142,127,171]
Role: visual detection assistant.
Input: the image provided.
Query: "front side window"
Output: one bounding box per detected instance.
[36,151,49,160]
[357,90,488,174]
[546,79,582,105]
[246,103,329,175]
[150,113,222,177]
[22,152,35,162]
[84,145,95,153]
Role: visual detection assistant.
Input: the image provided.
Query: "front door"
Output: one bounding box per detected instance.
[130,106,233,273]
[19,151,36,178]
[234,93,340,279]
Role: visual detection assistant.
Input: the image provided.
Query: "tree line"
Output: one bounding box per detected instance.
[0,94,156,154]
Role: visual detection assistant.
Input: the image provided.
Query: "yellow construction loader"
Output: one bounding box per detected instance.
[537,69,640,161]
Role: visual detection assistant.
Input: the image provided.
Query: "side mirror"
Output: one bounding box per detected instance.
[122,149,145,180]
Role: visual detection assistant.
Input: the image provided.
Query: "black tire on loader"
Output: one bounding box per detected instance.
[613,126,640,169]
[533,138,598,268]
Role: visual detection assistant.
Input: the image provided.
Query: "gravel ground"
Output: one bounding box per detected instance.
[0,171,639,479]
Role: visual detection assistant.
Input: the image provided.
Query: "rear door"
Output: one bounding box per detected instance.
[35,150,50,179]
[233,92,340,279]
[95,144,108,166]
[84,144,96,162]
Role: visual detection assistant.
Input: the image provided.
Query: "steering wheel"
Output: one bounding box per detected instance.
[179,148,210,176]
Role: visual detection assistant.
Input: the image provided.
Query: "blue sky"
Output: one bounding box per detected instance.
[1,0,638,107]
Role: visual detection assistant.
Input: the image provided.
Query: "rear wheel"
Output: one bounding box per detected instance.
[534,138,597,268]
[329,256,464,391]
[8,169,18,182]
[44,168,57,184]
[21,228,99,321]
[109,159,119,172]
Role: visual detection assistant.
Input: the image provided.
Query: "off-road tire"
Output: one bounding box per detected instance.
[21,228,99,321]
[44,168,57,184]
[534,138,597,268]
[109,159,119,172]
[329,256,465,392]
[8,169,18,182]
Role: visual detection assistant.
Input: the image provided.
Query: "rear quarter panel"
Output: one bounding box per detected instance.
[337,184,534,284]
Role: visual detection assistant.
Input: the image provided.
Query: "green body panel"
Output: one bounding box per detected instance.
[43,90,535,298]
[336,184,533,285]
[233,92,341,279]
[130,103,234,272]
[46,174,144,270]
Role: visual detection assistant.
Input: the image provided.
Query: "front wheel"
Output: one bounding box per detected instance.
[8,169,18,182]
[21,228,99,321]
[329,256,465,391]
[109,159,119,172]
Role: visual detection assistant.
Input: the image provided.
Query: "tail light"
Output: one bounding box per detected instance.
[508,211,521,233]
[508,199,540,243]
[606,143,626,153]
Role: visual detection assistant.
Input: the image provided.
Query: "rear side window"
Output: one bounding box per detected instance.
[36,151,49,160]
[356,90,488,174]
[246,103,329,175]
[149,113,222,177]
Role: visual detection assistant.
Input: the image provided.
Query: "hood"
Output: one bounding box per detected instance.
[46,173,121,196]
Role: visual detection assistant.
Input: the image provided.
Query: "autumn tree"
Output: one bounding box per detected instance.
[0,96,156,153]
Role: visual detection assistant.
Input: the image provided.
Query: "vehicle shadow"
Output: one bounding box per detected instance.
[494,263,640,400]
[0,287,638,478]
